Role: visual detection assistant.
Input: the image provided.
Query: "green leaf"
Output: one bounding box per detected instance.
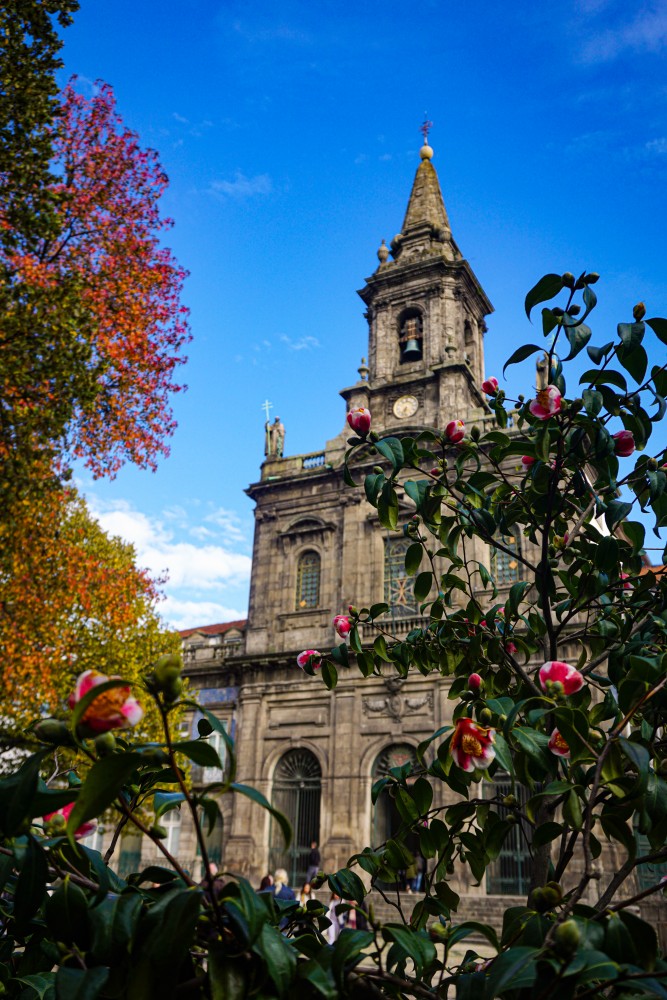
[231,783,292,848]
[14,836,48,930]
[404,479,429,509]
[255,923,296,997]
[617,343,648,383]
[605,499,633,531]
[580,368,628,391]
[153,791,186,821]
[0,750,49,836]
[587,341,613,364]
[374,436,404,472]
[45,877,91,949]
[378,481,399,530]
[55,968,110,1000]
[582,387,603,416]
[525,273,563,319]
[383,924,436,977]
[647,316,667,345]
[173,739,222,769]
[413,571,432,601]
[532,822,563,847]
[594,535,620,572]
[618,321,645,347]
[486,946,539,995]
[12,974,55,1000]
[66,753,145,845]
[503,344,543,376]
[623,520,645,554]
[405,542,423,575]
[322,660,338,690]
[563,321,592,360]
[327,868,366,904]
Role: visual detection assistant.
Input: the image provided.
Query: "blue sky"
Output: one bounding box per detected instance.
[60,0,667,628]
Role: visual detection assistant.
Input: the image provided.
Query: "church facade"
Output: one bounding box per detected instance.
[176,138,543,919]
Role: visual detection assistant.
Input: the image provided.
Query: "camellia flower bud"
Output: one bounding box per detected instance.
[471,425,481,442]
[539,660,584,696]
[633,301,646,321]
[332,615,352,639]
[612,429,635,458]
[521,455,536,473]
[554,919,580,955]
[529,385,562,421]
[468,672,483,694]
[347,407,371,436]
[444,419,465,444]
[32,719,73,745]
[561,272,575,288]
[94,732,116,756]
[481,377,499,395]
[296,649,322,670]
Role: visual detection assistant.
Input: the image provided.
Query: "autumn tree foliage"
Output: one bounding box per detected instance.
[0,484,178,747]
[0,78,190,491]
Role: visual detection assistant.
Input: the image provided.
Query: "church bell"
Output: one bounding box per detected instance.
[401,338,422,361]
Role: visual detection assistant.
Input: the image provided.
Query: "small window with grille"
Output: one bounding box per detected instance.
[296,550,321,610]
[490,532,522,586]
[157,809,181,859]
[485,773,531,895]
[384,537,419,618]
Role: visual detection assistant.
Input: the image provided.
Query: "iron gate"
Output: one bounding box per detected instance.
[485,774,531,895]
[269,749,321,887]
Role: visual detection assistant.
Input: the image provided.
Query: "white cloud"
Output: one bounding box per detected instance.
[209,172,273,199]
[279,334,320,351]
[160,598,247,631]
[85,497,252,630]
[578,3,667,63]
[646,137,667,154]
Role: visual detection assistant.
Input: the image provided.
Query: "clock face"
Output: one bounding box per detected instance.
[393,394,419,419]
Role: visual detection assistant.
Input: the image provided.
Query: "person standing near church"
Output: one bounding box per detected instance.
[305,840,320,883]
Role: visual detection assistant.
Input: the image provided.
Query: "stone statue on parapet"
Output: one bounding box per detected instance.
[264,416,285,458]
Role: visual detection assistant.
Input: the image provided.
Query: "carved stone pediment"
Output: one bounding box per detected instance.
[362,677,433,723]
[277,517,337,554]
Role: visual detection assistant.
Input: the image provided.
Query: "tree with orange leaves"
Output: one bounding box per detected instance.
[0,484,179,748]
[0,76,190,495]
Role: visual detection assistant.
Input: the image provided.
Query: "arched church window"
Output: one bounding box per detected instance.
[269,749,321,886]
[398,309,423,363]
[485,773,531,895]
[490,532,522,586]
[296,550,320,610]
[384,538,419,618]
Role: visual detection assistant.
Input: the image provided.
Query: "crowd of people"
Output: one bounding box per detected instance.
[256,842,368,942]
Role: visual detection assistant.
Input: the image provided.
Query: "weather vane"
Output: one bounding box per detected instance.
[420,117,433,144]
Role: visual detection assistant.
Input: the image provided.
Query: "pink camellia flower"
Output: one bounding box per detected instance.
[43,801,98,840]
[548,729,571,758]
[529,385,562,420]
[468,673,483,694]
[296,649,322,670]
[332,615,352,639]
[505,642,518,655]
[481,377,499,395]
[444,419,465,444]
[620,572,633,591]
[450,718,495,772]
[68,670,144,734]
[347,407,371,436]
[539,660,585,696]
[612,429,635,458]
[521,455,536,473]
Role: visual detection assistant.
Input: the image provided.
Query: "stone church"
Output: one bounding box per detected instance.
[171,136,539,920]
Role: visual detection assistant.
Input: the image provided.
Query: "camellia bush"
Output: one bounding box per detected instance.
[1,272,667,998]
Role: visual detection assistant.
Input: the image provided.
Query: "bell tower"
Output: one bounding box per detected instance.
[345,130,493,434]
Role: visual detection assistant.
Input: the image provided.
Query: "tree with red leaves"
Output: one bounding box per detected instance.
[1,78,190,488]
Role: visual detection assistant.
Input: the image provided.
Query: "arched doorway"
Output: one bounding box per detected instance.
[269,748,321,887]
[372,744,420,889]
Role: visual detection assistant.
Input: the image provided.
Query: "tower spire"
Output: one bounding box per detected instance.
[390,122,457,261]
